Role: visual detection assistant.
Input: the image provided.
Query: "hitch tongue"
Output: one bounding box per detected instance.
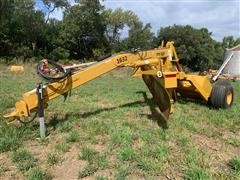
[3,110,19,124]
[4,110,19,119]
[3,100,29,124]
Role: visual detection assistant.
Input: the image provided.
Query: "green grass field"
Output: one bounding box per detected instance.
[0,64,240,179]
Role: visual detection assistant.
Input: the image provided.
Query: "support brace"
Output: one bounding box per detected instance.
[37,83,46,139]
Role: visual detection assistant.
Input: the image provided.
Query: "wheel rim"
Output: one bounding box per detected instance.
[226,90,233,105]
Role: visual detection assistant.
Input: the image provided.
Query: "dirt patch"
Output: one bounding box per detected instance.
[108,155,117,165]
[83,169,115,180]
[127,174,146,180]
[201,124,240,139]
[70,94,81,102]
[193,134,221,152]
[161,141,184,179]
[218,127,240,139]
[192,133,240,171]
[132,138,144,150]
[49,145,87,180]
[90,143,106,153]
[125,111,141,123]
[0,153,24,180]
[24,139,55,170]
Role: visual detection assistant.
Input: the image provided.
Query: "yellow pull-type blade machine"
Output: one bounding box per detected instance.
[4,42,233,137]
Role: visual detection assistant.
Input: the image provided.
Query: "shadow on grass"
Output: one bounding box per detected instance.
[136,91,168,129]
[47,91,168,130]
[47,100,145,129]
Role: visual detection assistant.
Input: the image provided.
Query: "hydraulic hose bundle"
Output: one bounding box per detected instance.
[37,59,71,82]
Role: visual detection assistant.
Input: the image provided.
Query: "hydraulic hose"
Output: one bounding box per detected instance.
[18,111,38,124]
[36,59,71,82]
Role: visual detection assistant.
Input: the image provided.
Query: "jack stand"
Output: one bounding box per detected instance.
[37,83,46,139]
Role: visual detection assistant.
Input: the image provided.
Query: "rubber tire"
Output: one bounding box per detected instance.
[210,81,233,109]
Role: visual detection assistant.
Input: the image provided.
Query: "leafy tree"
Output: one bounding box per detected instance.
[0,0,46,58]
[103,8,154,52]
[50,47,69,60]
[222,36,240,49]
[0,0,12,56]
[42,0,69,23]
[0,0,239,64]
[0,0,13,22]
[59,0,108,59]
[155,25,224,71]
[39,0,70,58]
[103,8,140,48]
[124,22,155,50]
[10,1,45,57]
[44,19,62,56]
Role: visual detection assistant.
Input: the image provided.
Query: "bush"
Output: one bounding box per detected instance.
[50,47,69,60]
[13,46,33,59]
[26,167,49,180]
[65,130,80,143]
[79,147,97,162]
[46,153,60,166]
[55,142,69,152]
[78,164,98,178]
[117,147,135,161]
[0,126,23,153]
[92,48,105,60]
[229,156,240,172]
[184,166,210,180]
[11,149,36,172]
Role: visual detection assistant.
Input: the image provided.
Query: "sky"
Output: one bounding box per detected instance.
[35,0,240,41]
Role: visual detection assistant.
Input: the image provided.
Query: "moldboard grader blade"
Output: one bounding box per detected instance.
[142,75,171,121]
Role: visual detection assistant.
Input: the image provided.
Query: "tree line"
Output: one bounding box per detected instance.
[0,0,239,71]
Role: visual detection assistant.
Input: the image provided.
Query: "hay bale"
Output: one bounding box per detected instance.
[9,65,24,72]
